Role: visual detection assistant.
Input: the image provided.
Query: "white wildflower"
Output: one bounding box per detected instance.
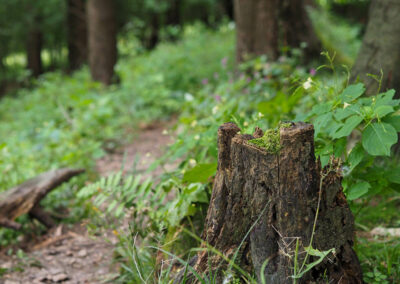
[191,120,198,127]
[243,121,249,127]
[194,135,200,140]
[184,93,194,102]
[189,159,197,167]
[258,112,264,118]
[212,106,219,115]
[343,102,350,109]
[303,77,313,90]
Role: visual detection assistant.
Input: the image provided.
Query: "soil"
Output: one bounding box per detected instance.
[0,120,177,284]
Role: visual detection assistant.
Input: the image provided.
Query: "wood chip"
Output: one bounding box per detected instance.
[370,227,400,237]
[52,273,69,282]
[77,249,87,257]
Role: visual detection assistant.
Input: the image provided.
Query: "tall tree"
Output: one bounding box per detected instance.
[234,0,279,63]
[234,0,320,63]
[87,0,117,85]
[221,0,234,20]
[144,12,160,50]
[67,0,87,71]
[166,0,181,26]
[279,0,320,59]
[26,23,43,77]
[351,0,400,96]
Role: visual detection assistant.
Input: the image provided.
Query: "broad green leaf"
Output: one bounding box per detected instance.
[383,115,400,131]
[316,143,333,167]
[339,83,365,103]
[325,119,342,137]
[333,137,347,157]
[331,115,363,139]
[387,167,400,184]
[314,113,333,135]
[182,163,217,183]
[375,89,397,107]
[348,143,364,171]
[362,123,398,156]
[347,181,370,200]
[334,104,361,120]
[374,105,394,118]
[311,102,332,116]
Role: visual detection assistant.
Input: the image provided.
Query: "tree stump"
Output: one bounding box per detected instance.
[185,122,363,283]
[0,168,85,230]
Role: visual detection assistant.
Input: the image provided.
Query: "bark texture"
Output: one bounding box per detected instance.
[183,122,363,283]
[279,0,321,59]
[0,168,84,230]
[144,13,160,50]
[351,0,400,96]
[26,26,43,77]
[234,0,279,63]
[87,0,117,85]
[166,0,182,26]
[67,0,88,71]
[234,0,320,63]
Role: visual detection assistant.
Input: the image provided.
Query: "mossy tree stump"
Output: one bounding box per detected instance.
[186,122,363,283]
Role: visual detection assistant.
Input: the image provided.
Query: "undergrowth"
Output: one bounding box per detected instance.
[0,23,233,245]
[1,12,399,284]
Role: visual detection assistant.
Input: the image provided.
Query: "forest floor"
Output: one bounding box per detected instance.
[0,120,176,284]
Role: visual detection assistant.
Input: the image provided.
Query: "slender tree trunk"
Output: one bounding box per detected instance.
[166,0,181,26]
[351,0,400,96]
[67,0,88,71]
[87,0,117,85]
[0,56,5,75]
[26,27,43,77]
[234,0,279,63]
[221,0,234,20]
[279,0,320,59]
[145,13,160,50]
[176,123,363,283]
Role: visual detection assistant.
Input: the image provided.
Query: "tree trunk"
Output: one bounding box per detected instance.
[0,54,5,72]
[87,0,117,85]
[221,0,234,20]
[26,26,43,77]
[166,0,181,26]
[234,0,279,63]
[351,0,400,96]
[279,0,321,59]
[144,13,160,50]
[67,0,88,71]
[179,122,363,283]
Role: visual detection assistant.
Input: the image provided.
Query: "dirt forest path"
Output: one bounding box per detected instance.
[0,121,176,284]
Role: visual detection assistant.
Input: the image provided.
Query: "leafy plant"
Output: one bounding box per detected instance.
[303,53,400,200]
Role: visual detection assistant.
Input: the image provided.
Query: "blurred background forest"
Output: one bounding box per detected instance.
[0,0,399,283]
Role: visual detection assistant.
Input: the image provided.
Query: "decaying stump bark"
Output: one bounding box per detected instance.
[184,122,363,283]
[0,168,84,230]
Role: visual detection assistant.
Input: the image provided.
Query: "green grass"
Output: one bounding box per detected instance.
[353,195,400,283]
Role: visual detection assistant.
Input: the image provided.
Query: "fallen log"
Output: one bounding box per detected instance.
[0,168,85,230]
[177,122,363,283]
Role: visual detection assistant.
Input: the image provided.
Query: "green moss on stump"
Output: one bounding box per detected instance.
[248,123,292,154]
